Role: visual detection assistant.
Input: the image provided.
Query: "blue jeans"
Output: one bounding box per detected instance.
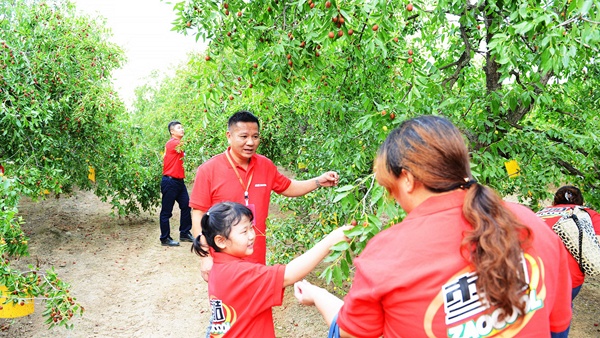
[551,285,582,338]
[328,313,340,338]
[551,328,569,338]
[159,176,192,240]
[572,284,582,301]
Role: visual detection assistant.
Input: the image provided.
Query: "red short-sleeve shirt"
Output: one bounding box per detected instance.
[537,204,600,288]
[189,149,291,264]
[337,190,572,337]
[207,252,285,337]
[162,138,185,179]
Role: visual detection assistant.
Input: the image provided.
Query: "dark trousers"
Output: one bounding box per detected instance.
[159,176,192,240]
[550,285,580,338]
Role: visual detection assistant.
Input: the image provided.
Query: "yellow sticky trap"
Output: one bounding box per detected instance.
[504,160,520,178]
[88,166,96,182]
[0,286,34,318]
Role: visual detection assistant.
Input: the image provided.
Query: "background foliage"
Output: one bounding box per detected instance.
[1,0,159,215]
[147,0,600,286]
[1,0,160,327]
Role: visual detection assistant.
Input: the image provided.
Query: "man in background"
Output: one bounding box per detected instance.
[159,121,193,246]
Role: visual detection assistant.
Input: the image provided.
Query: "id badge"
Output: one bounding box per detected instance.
[247,203,256,226]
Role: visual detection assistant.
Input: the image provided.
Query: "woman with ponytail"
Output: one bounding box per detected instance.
[295,115,572,337]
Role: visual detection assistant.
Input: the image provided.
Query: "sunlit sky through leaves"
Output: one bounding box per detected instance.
[72,0,206,108]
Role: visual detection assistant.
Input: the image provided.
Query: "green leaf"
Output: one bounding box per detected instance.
[508,94,517,112]
[581,0,593,15]
[332,265,343,285]
[319,266,333,283]
[340,9,352,24]
[330,241,350,251]
[323,250,343,262]
[344,225,364,238]
[332,191,350,203]
[513,21,534,35]
[340,257,350,277]
[335,185,355,192]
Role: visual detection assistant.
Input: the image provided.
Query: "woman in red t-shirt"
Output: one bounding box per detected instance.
[294,115,572,337]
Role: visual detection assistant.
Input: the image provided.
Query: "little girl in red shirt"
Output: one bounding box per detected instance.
[192,201,352,338]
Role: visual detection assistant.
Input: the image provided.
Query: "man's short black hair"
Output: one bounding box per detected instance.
[228,110,260,130]
[168,121,181,134]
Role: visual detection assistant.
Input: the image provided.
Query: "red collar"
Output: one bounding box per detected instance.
[405,189,467,220]
[213,251,245,264]
[224,147,256,169]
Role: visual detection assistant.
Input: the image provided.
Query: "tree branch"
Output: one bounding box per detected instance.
[507,120,588,157]
[441,23,472,89]
[406,14,419,21]
[486,122,597,188]
[484,9,502,93]
[581,17,600,25]
[556,159,584,177]
[282,1,287,29]
[509,70,527,91]
[574,38,598,52]
[400,82,413,103]
[351,19,371,98]
[556,16,580,28]
[453,101,483,148]
[342,17,369,91]
[439,55,465,71]
[506,71,552,125]
[519,34,537,53]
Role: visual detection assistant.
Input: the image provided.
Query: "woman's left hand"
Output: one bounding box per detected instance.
[294,279,321,306]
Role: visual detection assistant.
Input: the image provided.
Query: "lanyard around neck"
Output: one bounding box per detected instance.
[225,150,253,206]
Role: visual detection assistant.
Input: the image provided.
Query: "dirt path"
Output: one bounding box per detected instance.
[4,191,207,337]
[1,190,599,337]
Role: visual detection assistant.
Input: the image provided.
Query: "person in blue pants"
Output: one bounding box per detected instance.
[159,121,193,246]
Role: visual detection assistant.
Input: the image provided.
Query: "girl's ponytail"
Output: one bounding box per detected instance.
[191,213,211,257]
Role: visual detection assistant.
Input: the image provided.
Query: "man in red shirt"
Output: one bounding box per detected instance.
[159,121,193,246]
[189,110,339,281]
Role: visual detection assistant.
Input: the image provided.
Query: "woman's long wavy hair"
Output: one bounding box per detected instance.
[374,115,533,320]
